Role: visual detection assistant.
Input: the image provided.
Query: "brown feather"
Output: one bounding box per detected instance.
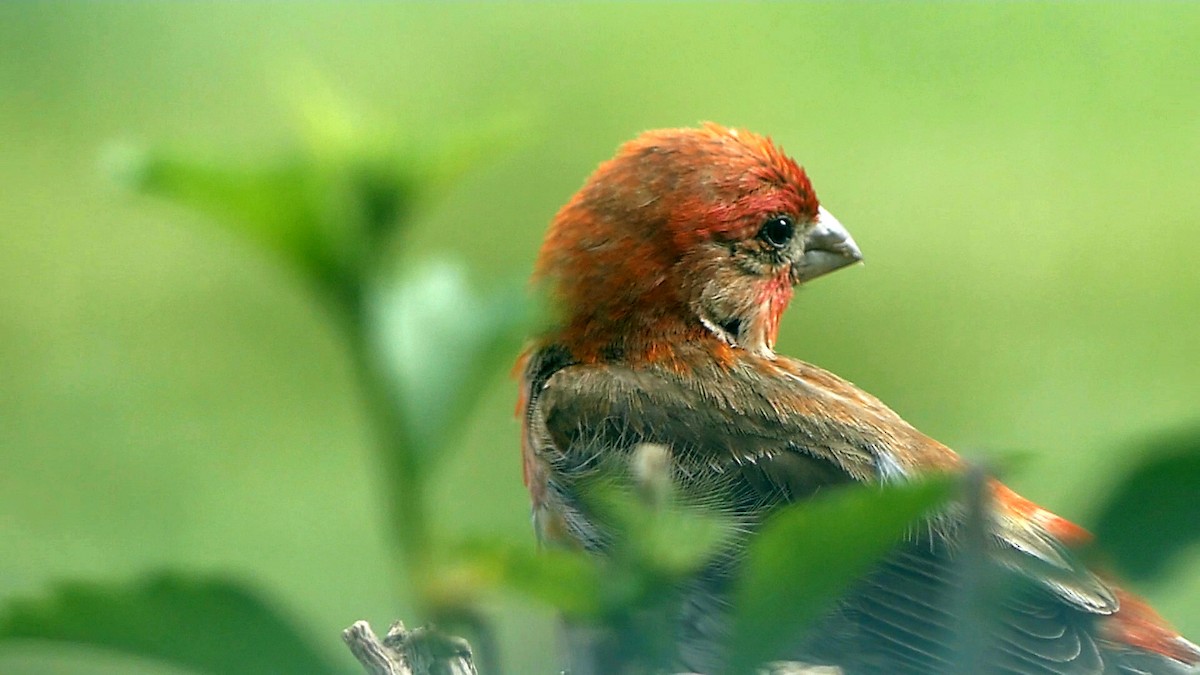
[518,124,1197,673]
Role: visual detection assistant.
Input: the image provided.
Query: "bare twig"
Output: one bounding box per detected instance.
[759,663,843,675]
[343,621,477,675]
[343,620,840,675]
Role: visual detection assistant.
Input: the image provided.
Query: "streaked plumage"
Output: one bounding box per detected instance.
[518,124,1198,674]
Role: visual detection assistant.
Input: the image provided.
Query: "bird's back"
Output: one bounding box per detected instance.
[518,342,1200,674]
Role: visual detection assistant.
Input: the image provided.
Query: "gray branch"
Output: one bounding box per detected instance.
[342,621,477,675]
[344,619,841,675]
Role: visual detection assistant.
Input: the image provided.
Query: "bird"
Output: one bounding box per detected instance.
[516,123,1199,674]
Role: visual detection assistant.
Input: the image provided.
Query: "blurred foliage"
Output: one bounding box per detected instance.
[4,89,547,671]
[110,93,536,593]
[371,264,539,462]
[1090,427,1200,582]
[105,100,521,309]
[729,477,955,673]
[2,3,1199,674]
[0,575,340,675]
[469,450,954,674]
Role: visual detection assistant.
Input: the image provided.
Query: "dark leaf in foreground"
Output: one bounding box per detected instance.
[0,573,341,675]
[729,477,955,674]
[1090,426,1200,581]
[460,541,604,618]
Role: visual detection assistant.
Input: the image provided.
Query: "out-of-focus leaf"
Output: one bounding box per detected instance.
[630,505,734,577]
[109,144,430,295]
[586,484,733,579]
[0,573,341,675]
[463,489,727,621]
[371,262,543,461]
[619,443,736,576]
[105,100,523,302]
[111,148,347,284]
[460,541,603,618]
[1090,427,1200,581]
[291,75,529,200]
[728,477,956,674]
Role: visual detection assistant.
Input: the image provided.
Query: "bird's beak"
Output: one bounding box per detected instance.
[793,206,863,284]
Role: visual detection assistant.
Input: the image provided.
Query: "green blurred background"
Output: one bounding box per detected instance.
[2,3,1198,673]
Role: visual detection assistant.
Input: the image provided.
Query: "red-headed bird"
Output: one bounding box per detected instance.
[517,124,1199,674]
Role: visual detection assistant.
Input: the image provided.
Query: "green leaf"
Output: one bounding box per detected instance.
[630,505,734,578]
[370,262,543,462]
[1090,426,1200,582]
[0,573,341,675]
[289,77,529,199]
[460,541,603,618]
[108,145,345,284]
[105,105,522,302]
[728,477,956,674]
[585,483,733,579]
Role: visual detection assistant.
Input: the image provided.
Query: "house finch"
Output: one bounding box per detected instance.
[517,123,1198,674]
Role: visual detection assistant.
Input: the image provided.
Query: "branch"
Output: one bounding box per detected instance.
[342,621,841,674]
[342,621,476,675]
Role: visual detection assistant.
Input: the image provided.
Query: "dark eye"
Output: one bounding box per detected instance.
[758,215,795,248]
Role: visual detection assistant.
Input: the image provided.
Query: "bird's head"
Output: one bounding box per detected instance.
[535,123,861,363]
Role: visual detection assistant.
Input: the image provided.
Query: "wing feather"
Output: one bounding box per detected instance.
[521,346,1195,673]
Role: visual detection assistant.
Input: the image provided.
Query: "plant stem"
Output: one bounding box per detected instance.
[339,283,434,614]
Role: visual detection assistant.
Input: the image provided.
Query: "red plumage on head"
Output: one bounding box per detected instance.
[534,123,818,363]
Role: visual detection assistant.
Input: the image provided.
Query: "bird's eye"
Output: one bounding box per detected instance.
[758,215,795,248]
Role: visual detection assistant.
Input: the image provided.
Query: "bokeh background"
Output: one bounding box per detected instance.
[2,3,1198,673]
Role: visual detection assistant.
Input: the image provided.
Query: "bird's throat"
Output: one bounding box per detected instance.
[699,273,793,358]
[755,273,794,355]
